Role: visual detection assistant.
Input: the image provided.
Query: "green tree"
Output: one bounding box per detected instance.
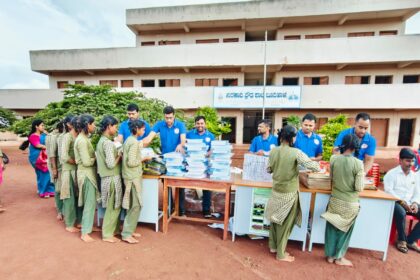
[285,115,301,129]
[0,107,17,131]
[318,114,350,161]
[186,106,231,138]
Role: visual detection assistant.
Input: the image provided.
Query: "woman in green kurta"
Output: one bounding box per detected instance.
[96,116,123,243]
[121,119,148,244]
[60,115,82,233]
[321,134,364,267]
[74,114,100,243]
[265,125,320,262]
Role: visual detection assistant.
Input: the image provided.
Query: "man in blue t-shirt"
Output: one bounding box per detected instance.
[249,119,278,156]
[143,106,187,215]
[186,116,215,218]
[334,112,377,173]
[116,103,151,143]
[294,113,323,161]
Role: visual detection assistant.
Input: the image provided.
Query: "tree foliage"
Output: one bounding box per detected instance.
[186,106,231,137]
[318,114,350,161]
[285,114,301,129]
[0,107,17,131]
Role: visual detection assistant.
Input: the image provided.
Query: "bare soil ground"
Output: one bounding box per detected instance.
[0,145,419,280]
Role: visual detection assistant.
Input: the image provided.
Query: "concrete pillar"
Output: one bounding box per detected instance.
[413,116,420,149]
[236,111,244,144]
[387,112,400,147]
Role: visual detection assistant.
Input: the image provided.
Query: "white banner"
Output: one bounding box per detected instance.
[213,86,301,109]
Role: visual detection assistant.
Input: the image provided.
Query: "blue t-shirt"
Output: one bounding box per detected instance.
[186,129,215,150]
[294,129,323,158]
[249,134,278,153]
[334,127,377,160]
[118,119,151,143]
[153,119,187,154]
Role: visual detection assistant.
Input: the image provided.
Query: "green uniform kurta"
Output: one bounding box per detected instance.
[46,131,63,214]
[60,132,82,227]
[322,154,364,259]
[266,144,320,259]
[74,133,99,235]
[121,135,143,238]
[96,135,123,239]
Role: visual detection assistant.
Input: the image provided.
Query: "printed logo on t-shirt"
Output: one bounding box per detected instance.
[205,137,211,143]
[361,143,368,149]
[314,139,320,145]
[270,144,275,150]
[174,128,180,134]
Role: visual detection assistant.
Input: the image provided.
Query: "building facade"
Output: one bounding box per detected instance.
[1,0,420,147]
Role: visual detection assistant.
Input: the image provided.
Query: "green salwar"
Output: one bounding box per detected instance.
[102,182,121,239]
[268,197,299,259]
[62,175,82,227]
[81,179,97,235]
[121,185,141,239]
[54,173,63,215]
[324,221,355,259]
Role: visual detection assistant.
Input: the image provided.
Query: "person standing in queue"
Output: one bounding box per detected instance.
[186,116,215,218]
[116,103,151,143]
[249,119,278,156]
[74,114,100,243]
[143,106,187,215]
[294,113,323,161]
[333,113,376,173]
[265,125,320,262]
[322,134,364,267]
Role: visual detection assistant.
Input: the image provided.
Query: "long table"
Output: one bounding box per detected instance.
[231,176,396,260]
[161,175,232,240]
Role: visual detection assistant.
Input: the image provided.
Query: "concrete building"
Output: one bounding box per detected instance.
[1,0,420,148]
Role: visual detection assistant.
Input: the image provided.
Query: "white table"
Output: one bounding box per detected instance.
[308,191,396,261]
[97,176,163,232]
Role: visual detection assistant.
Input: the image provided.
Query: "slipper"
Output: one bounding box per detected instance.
[396,241,409,253]
[407,242,420,253]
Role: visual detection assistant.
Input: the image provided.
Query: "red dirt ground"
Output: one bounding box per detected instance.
[0,145,419,280]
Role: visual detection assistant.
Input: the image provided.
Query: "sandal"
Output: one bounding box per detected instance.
[407,242,420,253]
[396,241,409,253]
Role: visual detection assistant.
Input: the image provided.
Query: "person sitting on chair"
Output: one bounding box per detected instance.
[384,148,420,254]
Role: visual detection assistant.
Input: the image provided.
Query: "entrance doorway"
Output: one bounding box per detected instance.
[243,111,274,144]
[221,117,236,143]
[398,119,415,146]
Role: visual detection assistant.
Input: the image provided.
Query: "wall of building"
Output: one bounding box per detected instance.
[275,21,405,40]
[136,30,245,46]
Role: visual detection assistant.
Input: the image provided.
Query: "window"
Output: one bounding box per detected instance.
[158,40,181,45]
[57,81,68,89]
[121,80,134,88]
[345,76,370,84]
[159,79,180,87]
[374,75,393,84]
[282,77,299,85]
[196,39,219,44]
[195,79,218,86]
[305,34,331,39]
[347,31,374,37]
[99,80,118,87]
[304,76,329,85]
[141,41,155,46]
[223,38,239,43]
[403,75,419,84]
[74,81,84,85]
[379,30,398,36]
[284,35,301,40]
[223,78,238,86]
[141,80,155,87]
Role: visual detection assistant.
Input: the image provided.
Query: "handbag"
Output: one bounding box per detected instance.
[2,153,9,165]
[35,150,49,172]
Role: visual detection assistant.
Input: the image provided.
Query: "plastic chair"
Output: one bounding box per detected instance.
[389,215,420,246]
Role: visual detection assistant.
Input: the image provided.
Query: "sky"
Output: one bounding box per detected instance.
[0,0,419,89]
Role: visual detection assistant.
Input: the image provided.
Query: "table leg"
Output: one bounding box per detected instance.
[163,179,168,234]
[223,187,231,241]
[174,186,180,216]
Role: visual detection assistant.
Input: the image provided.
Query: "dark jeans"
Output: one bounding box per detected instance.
[394,202,420,244]
[178,189,212,213]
